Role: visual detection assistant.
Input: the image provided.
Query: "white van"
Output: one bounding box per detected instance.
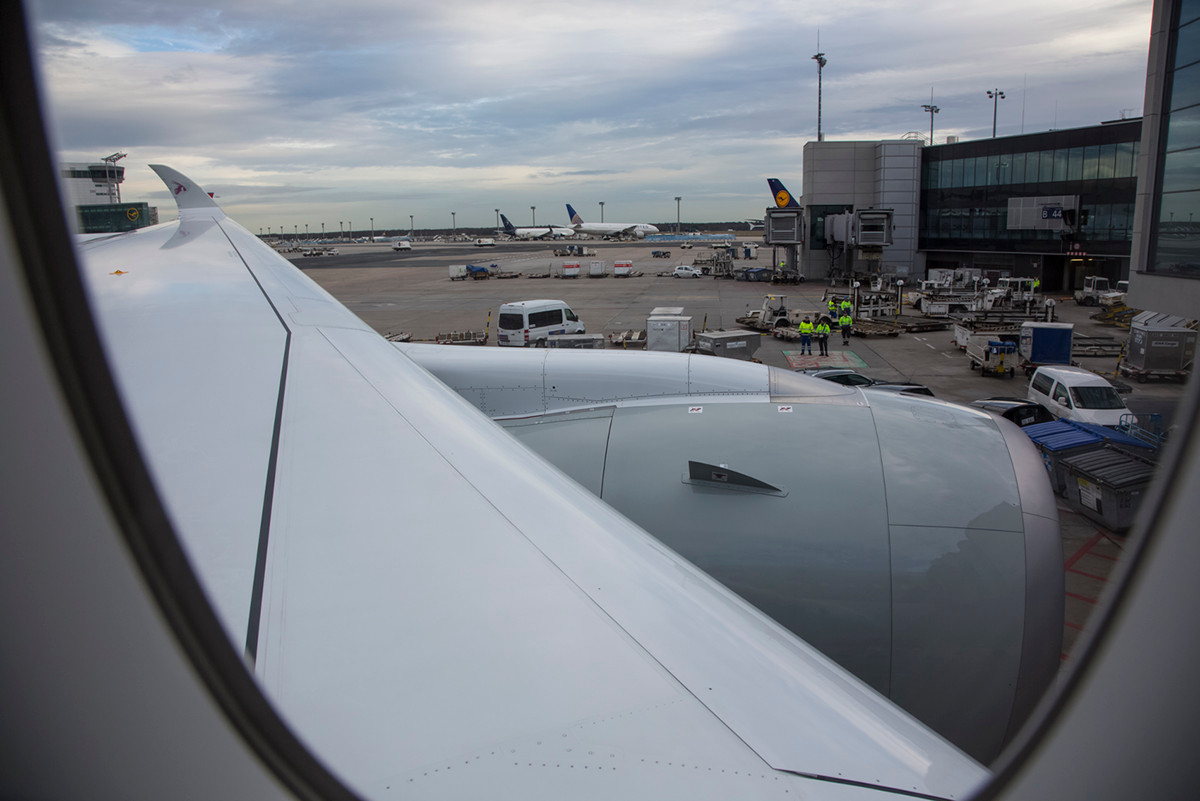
[497,299,584,347]
[1027,365,1131,427]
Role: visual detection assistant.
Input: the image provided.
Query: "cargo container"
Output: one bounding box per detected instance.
[694,330,761,361]
[1120,311,1196,383]
[1019,321,1074,373]
[1060,445,1158,532]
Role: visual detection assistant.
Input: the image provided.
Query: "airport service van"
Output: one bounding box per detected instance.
[497,300,584,347]
[1027,365,1131,427]
[474,238,496,247]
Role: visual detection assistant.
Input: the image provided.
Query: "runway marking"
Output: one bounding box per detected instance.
[925,343,936,350]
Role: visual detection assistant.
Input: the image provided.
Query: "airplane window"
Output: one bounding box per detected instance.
[12,1,1199,799]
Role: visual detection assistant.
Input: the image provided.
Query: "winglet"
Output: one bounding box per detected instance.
[150,164,225,219]
[767,178,799,208]
[566,203,583,225]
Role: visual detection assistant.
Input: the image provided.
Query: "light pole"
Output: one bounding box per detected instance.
[304,224,309,239]
[495,208,500,229]
[987,88,1005,138]
[321,223,325,239]
[348,221,352,240]
[451,212,456,235]
[531,206,536,226]
[599,201,605,222]
[370,217,374,242]
[409,215,414,237]
[674,196,681,234]
[293,224,297,241]
[339,221,343,241]
[921,101,940,145]
[812,51,828,141]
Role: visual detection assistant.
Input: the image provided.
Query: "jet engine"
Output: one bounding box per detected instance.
[397,344,1064,765]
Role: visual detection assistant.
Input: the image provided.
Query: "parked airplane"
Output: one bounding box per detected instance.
[499,212,573,239]
[565,203,659,238]
[768,177,801,208]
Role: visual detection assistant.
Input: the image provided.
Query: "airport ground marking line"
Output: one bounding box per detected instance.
[1066,567,1109,583]
[1063,531,1106,570]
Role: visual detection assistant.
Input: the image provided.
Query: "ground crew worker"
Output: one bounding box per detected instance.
[840,298,852,317]
[1033,277,1041,293]
[815,319,831,356]
[827,297,837,317]
[839,312,853,345]
[797,316,814,356]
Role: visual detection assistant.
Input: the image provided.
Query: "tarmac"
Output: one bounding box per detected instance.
[292,236,1188,668]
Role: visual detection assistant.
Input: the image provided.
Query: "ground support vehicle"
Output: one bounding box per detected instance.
[651,250,672,258]
[968,339,1018,378]
[1080,275,1123,306]
[466,264,493,280]
[736,295,791,331]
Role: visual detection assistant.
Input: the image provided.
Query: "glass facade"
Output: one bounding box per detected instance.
[919,121,1141,257]
[1150,5,1200,278]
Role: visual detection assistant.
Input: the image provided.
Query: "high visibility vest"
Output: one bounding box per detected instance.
[815,322,830,335]
[840,300,852,312]
[828,300,837,312]
[839,314,853,327]
[798,321,814,334]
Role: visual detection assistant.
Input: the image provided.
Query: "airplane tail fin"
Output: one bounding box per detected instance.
[500,213,516,234]
[767,178,799,208]
[566,204,584,225]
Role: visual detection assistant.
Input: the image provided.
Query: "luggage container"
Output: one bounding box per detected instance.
[694,330,761,361]
[1060,445,1159,532]
[1022,419,1156,495]
[613,260,633,277]
[588,260,607,278]
[647,314,692,352]
[1120,311,1196,383]
[1019,321,1074,374]
[559,262,580,279]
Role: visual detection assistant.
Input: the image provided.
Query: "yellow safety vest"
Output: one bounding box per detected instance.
[839,315,852,327]
[815,322,830,335]
[798,321,814,334]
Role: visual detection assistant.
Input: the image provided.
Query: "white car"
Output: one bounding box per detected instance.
[392,240,412,251]
[673,265,702,278]
[1027,365,1131,427]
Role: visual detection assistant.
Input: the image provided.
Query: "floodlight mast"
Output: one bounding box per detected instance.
[921,88,940,145]
[987,88,1006,137]
[812,51,828,141]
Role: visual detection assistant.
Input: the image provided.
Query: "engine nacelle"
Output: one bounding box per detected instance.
[396,344,1064,764]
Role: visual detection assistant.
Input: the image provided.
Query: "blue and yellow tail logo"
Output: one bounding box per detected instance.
[767,178,799,208]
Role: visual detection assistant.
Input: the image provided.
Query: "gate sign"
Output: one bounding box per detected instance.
[1041,206,1063,220]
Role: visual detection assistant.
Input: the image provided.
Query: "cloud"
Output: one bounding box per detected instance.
[28,0,1151,228]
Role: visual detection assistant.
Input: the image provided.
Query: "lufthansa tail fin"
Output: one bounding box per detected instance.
[566,204,584,225]
[767,178,800,208]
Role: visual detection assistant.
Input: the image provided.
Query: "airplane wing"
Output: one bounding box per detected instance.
[74,165,986,800]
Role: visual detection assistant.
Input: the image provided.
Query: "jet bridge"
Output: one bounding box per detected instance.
[825,208,895,274]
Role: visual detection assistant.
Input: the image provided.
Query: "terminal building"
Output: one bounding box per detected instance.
[792,120,1142,293]
[1127,0,1200,320]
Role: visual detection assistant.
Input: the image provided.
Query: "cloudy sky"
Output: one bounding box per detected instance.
[29,0,1151,233]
